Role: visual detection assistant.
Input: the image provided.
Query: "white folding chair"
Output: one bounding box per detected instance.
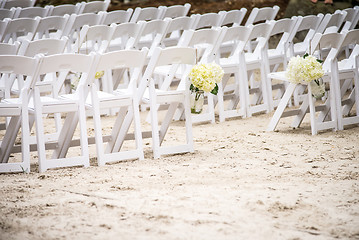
[14,6,50,19]
[0,41,19,129]
[161,3,191,19]
[130,6,164,23]
[288,14,324,105]
[161,16,196,48]
[63,13,103,52]
[88,49,147,165]
[214,26,252,122]
[219,8,247,27]
[2,0,35,9]
[80,0,110,14]
[99,8,133,25]
[0,8,16,20]
[30,52,97,172]
[267,32,344,135]
[266,17,299,109]
[316,11,347,34]
[244,5,279,26]
[33,15,69,40]
[192,12,224,30]
[243,22,273,116]
[47,3,83,16]
[0,41,20,103]
[71,24,114,93]
[172,28,223,124]
[71,24,113,54]
[0,55,40,173]
[139,46,196,159]
[134,19,170,57]
[106,22,144,90]
[331,29,359,130]
[338,8,359,33]
[108,22,144,52]
[1,17,39,43]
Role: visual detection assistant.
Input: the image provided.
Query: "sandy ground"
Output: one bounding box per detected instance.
[1,1,358,238]
[1,108,359,239]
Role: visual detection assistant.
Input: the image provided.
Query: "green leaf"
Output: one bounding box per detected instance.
[210,83,219,95]
[303,53,309,59]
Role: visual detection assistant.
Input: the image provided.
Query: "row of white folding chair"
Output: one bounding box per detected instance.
[1,0,110,17]
[0,14,70,43]
[0,7,16,20]
[0,5,279,46]
[1,0,35,9]
[74,7,271,55]
[71,19,216,122]
[216,17,300,122]
[129,3,191,22]
[46,0,109,15]
[52,46,195,165]
[215,23,274,122]
[267,29,359,135]
[183,15,301,123]
[0,46,197,173]
[73,13,352,124]
[331,30,359,131]
[0,11,126,44]
[0,37,68,139]
[73,18,295,124]
[0,54,39,173]
[151,19,283,124]
[288,7,357,106]
[216,10,357,123]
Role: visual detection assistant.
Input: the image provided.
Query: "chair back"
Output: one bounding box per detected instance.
[80,0,110,14]
[1,17,39,43]
[0,41,20,54]
[245,5,279,26]
[130,7,164,23]
[15,6,50,19]
[33,15,69,40]
[219,8,247,27]
[192,12,224,30]
[100,9,133,25]
[48,3,83,16]
[162,3,191,19]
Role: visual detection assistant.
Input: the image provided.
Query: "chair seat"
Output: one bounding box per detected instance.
[142,88,185,103]
[268,71,290,82]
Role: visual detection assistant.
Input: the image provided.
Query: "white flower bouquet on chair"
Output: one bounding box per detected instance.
[188,62,224,114]
[286,54,325,99]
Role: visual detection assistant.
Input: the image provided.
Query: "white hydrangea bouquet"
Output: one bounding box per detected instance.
[188,62,224,94]
[286,54,325,99]
[188,62,224,113]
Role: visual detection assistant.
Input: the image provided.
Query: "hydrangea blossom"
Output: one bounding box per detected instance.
[286,55,324,84]
[188,62,224,94]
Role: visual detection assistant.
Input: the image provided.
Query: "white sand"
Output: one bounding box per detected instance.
[1,111,359,239]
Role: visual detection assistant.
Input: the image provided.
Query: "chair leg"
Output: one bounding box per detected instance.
[307,85,318,135]
[33,88,48,173]
[267,83,297,131]
[91,85,106,166]
[77,87,90,167]
[21,91,30,173]
[150,96,161,159]
[183,93,194,153]
[132,96,144,160]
